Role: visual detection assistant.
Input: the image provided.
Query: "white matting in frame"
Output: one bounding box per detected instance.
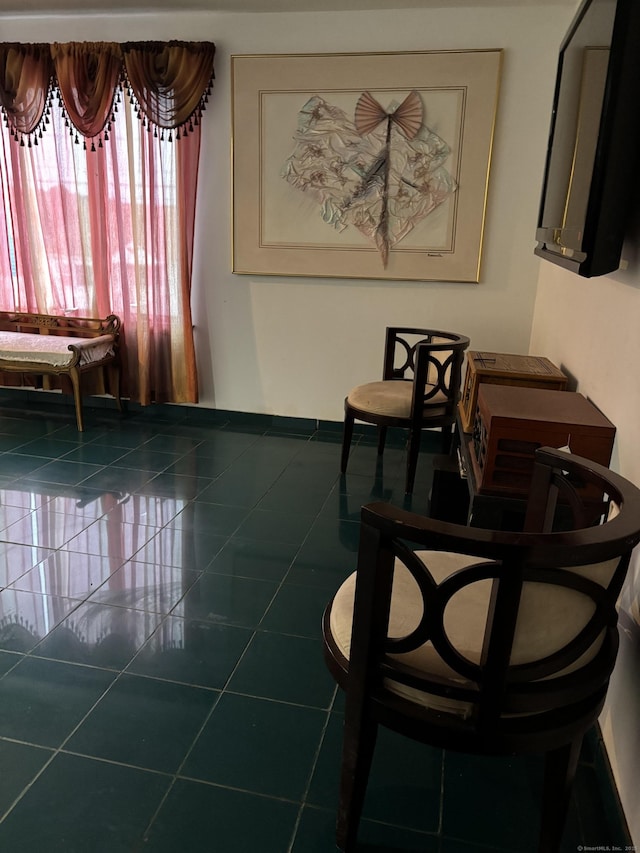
[231,50,502,282]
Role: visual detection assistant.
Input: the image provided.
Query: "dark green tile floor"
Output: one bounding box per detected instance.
[0,398,630,852]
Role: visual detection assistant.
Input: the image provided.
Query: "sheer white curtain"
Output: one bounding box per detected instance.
[0,41,215,404]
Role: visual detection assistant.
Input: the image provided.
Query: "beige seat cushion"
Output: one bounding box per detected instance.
[329,549,618,717]
[0,331,115,368]
[347,380,447,419]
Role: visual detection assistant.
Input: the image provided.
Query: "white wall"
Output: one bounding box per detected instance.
[531,214,640,843]
[195,5,572,421]
[0,3,571,421]
[530,261,640,484]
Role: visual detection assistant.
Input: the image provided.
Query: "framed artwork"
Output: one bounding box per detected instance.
[231,50,502,282]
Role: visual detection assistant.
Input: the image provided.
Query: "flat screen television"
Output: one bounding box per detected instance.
[534,0,640,277]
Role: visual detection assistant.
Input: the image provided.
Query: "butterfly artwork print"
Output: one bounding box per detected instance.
[281,89,458,267]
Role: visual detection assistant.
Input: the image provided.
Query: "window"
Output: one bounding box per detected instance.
[0,41,215,404]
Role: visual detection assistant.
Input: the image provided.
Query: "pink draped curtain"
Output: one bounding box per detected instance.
[0,40,215,405]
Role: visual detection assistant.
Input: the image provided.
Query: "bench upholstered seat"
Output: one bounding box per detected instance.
[0,332,116,368]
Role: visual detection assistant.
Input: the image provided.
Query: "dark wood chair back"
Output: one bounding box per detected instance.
[341,326,470,494]
[323,447,640,851]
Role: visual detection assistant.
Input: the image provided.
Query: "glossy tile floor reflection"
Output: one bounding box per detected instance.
[0,403,628,852]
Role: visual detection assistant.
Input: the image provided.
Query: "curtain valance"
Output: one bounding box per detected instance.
[0,40,215,148]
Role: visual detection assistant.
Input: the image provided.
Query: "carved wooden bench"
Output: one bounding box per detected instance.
[0,312,122,432]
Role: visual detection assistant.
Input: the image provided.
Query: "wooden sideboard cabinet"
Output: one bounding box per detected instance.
[469,385,616,497]
[459,351,568,433]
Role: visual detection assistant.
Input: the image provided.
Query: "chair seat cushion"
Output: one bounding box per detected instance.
[329,550,616,717]
[330,552,489,716]
[347,380,447,419]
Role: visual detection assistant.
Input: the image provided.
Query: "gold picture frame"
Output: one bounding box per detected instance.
[231,50,502,282]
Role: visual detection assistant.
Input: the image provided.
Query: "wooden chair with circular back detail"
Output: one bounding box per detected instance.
[323,447,640,853]
[340,327,470,495]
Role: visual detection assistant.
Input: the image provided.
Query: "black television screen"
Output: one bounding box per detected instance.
[534,0,640,277]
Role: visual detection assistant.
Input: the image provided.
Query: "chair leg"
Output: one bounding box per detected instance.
[108,360,123,413]
[341,410,355,474]
[538,737,582,853]
[441,423,454,454]
[405,427,422,494]
[336,714,378,852]
[377,426,387,456]
[68,366,84,432]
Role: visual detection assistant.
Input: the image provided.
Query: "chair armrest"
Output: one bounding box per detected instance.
[361,501,521,556]
[361,444,640,565]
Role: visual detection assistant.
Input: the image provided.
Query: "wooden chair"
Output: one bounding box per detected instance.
[323,447,640,852]
[340,327,470,495]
